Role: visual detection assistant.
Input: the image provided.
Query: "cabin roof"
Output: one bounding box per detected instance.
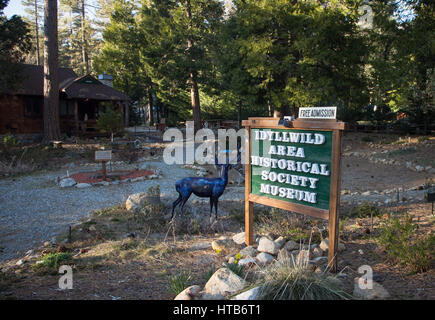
[1,64,129,101]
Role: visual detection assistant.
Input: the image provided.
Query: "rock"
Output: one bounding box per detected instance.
[312,247,324,258]
[75,183,92,188]
[338,242,346,252]
[212,238,234,252]
[311,256,328,265]
[232,286,261,300]
[319,239,345,252]
[320,239,329,251]
[256,252,275,265]
[188,242,211,251]
[238,257,256,267]
[174,285,202,300]
[232,232,246,245]
[203,268,247,299]
[125,192,147,211]
[274,236,286,249]
[239,246,258,258]
[353,278,390,300]
[60,178,76,188]
[257,237,280,255]
[284,240,299,251]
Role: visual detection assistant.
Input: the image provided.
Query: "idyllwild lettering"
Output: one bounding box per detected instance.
[254,131,326,145]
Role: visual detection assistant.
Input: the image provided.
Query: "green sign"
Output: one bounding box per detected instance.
[250,128,332,211]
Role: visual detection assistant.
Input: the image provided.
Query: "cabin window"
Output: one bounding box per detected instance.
[23,96,42,117]
[60,100,75,116]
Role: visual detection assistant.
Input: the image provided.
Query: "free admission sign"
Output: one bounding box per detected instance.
[242,117,346,271]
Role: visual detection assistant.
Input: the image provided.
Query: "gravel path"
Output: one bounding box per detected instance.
[0,161,197,261]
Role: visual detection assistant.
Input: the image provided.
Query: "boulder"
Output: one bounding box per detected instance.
[174,285,202,300]
[75,183,92,188]
[125,192,147,211]
[353,279,390,300]
[284,240,299,251]
[60,178,76,188]
[274,236,286,249]
[239,246,258,258]
[257,237,280,255]
[312,247,324,258]
[319,239,345,252]
[238,257,256,267]
[212,237,235,252]
[231,286,261,300]
[232,232,246,245]
[203,268,247,299]
[256,252,275,266]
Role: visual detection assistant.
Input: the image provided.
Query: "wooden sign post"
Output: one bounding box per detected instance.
[242,116,346,272]
[95,150,112,181]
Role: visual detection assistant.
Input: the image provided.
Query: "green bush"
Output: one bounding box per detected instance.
[41,252,72,268]
[96,108,124,141]
[377,214,435,273]
[346,203,382,219]
[225,261,245,279]
[254,259,351,300]
[167,271,192,296]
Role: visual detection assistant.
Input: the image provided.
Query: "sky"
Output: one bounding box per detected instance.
[4,0,26,18]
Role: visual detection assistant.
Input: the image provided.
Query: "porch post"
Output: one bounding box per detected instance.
[74,100,79,134]
[124,101,129,127]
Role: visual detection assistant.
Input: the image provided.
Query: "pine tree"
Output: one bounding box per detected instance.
[21,0,43,65]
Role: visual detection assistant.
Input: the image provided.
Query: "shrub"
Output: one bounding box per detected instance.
[254,259,351,300]
[377,214,435,273]
[225,260,245,279]
[168,271,192,296]
[346,203,382,219]
[96,108,124,141]
[35,252,73,275]
[254,208,307,241]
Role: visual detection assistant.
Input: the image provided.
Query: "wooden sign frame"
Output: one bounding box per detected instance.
[242,117,346,271]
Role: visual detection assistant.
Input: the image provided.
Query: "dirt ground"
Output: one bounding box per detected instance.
[0,131,434,300]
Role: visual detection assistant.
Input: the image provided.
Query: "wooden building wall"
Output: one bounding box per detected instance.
[0,94,43,134]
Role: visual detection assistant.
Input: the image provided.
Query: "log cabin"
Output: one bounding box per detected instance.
[0,64,130,136]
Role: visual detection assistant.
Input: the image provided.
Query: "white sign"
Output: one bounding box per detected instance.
[95,150,112,161]
[298,107,337,120]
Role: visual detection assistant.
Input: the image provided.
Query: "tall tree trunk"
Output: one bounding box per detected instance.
[147,89,153,126]
[81,0,89,73]
[237,100,242,129]
[34,0,40,65]
[43,0,60,142]
[186,0,201,132]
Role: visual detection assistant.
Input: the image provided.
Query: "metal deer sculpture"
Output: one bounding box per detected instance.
[171,151,240,220]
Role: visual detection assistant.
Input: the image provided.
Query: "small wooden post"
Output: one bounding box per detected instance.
[74,100,79,134]
[327,130,342,272]
[245,123,254,245]
[102,161,107,181]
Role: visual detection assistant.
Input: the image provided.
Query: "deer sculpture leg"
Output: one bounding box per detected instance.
[171,194,183,219]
